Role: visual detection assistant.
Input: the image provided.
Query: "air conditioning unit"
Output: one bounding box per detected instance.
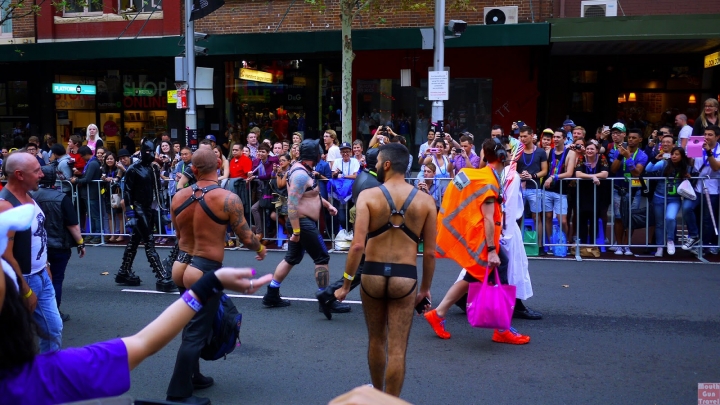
[483,6,518,25]
[581,0,618,17]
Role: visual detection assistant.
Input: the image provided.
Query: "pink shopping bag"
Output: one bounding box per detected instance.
[466,267,516,330]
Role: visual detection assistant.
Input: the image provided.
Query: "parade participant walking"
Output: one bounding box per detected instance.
[114,139,175,292]
[31,165,86,322]
[166,148,266,405]
[334,143,437,396]
[0,152,64,352]
[316,148,381,319]
[424,139,531,345]
[261,139,349,314]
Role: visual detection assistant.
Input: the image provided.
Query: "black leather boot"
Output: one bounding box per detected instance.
[115,246,141,286]
[148,250,177,293]
[262,286,290,308]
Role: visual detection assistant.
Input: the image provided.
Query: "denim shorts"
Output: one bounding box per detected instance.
[522,188,543,214]
[612,188,641,218]
[543,191,568,215]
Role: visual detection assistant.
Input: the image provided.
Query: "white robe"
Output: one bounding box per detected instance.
[501,168,533,300]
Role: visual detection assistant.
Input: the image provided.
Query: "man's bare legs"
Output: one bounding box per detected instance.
[272,260,293,283]
[360,274,417,396]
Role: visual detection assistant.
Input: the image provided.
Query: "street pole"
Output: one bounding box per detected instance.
[431,0,445,126]
[185,0,197,149]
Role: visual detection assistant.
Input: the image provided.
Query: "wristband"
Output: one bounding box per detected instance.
[23,289,33,299]
[257,245,265,253]
[293,228,301,235]
[531,173,537,180]
[77,238,84,245]
[343,272,354,281]
[189,271,224,304]
[182,290,203,312]
[487,246,496,252]
[554,174,559,182]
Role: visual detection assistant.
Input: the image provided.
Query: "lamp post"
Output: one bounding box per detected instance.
[431,0,445,127]
[184,0,197,148]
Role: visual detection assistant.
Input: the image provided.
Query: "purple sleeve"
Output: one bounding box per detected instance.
[54,339,131,401]
[636,151,649,167]
[470,154,481,169]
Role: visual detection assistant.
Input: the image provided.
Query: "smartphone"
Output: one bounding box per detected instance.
[415,297,431,314]
[622,142,628,149]
[663,153,671,160]
[603,125,610,132]
[428,148,439,154]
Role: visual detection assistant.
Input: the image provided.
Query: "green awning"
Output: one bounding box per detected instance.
[550,14,720,42]
[0,22,549,62]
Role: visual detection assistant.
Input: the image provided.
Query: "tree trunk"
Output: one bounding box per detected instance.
[340,1,354,143]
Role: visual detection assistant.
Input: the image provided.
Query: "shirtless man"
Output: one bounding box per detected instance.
[335,143,437,396]
[261,139,350,315]
[165,148,268,405]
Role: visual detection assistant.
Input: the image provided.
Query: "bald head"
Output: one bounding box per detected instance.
[191,148,218,175]
[5,151,36,179]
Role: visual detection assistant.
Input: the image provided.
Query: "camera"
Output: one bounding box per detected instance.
[448,20,467,37]
[455,148,463,154]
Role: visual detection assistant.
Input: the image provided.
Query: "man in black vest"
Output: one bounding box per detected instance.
[0,151,63,352]
[32,165,86,322]
[115,139,176,292]
[315,148,380,319]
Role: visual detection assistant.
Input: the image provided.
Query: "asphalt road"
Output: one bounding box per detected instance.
[57,247,720,405]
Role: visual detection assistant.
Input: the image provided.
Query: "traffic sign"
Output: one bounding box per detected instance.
[52,83,96,95]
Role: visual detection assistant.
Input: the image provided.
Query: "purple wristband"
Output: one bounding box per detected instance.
[182,290,203,312]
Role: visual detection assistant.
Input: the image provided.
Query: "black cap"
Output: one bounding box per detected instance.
[118,149,131,157]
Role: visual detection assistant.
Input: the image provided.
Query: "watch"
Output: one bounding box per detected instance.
[487,246,496,252]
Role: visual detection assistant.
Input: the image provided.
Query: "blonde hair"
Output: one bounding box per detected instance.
[325,129,338,145]
[700,98,720,128]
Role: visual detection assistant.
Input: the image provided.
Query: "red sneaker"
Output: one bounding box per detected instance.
[424,309,451,339]
[492,328,530,345]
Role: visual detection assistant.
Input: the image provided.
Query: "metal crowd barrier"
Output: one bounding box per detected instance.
[520,176,720,262]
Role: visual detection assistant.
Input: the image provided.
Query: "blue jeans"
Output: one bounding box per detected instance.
[47,248,72,308]
[88,198,102,235]
[701,194,719,246]
[653,196,681,243]
[682,198,700,238]
[23,270,63,353]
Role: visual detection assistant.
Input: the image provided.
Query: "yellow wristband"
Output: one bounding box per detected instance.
[343,272,354,281]
[257,245,265,253]
[23,289,33,299]
[293,228,301,235]
[77,238,84,245]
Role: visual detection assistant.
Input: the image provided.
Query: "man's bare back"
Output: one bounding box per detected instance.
[288,163,322,221]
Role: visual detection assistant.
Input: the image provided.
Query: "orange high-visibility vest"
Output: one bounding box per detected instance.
[436,167,502,281]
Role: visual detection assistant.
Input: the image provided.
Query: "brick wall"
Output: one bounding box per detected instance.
[555,0,720,18]
[194,0,554,35]
[10,0,36,38]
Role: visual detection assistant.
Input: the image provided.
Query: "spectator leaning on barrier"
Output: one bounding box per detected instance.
[71,146,103,245]
[416,162,444,209]
[543,129,576,239]
[609,125,648,255]
[645,146,690,257]
[516,125,548,254]
[574,140,610,251]
[682,125,720,253]
[229,143,252,180]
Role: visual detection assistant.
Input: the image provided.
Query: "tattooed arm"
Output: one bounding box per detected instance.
[224,192,265,259]
[287,169,310,233]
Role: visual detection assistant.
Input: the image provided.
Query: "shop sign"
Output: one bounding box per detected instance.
[122,80,167,97]
[123,96,168,109]
[428,71,449,101]
[238,89,271,103]
[239,68,273,84]
[55,94,95,109]
[52,83,96,95]
[357,81,378,94]
[705,52,720,68]
[167,90,178,103]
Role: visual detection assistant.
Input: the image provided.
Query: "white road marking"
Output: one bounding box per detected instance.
[121,289,362,304]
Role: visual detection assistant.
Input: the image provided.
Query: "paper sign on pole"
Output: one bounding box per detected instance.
[428,71,449,101]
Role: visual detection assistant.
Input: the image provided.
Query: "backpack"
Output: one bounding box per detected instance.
[200,294,242,361]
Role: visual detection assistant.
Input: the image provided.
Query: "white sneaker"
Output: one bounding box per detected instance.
[666,240,675,255]
[614,247,624,255]
[624,247,633,256]
[655,248,663,257]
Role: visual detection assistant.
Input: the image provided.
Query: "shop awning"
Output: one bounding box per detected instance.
[549,14,720,55]
[0,22,549,62]
[0,36,183,62]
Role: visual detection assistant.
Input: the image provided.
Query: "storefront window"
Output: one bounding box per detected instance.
[357,78,493,155]
[228,59,315,143]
